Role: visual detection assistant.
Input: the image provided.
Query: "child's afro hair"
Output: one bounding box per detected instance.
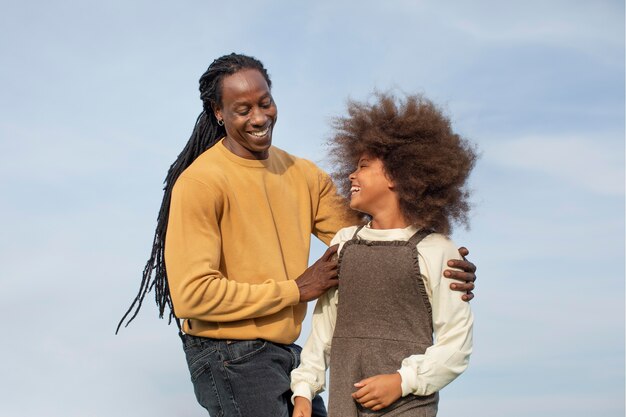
[327,92,478,234]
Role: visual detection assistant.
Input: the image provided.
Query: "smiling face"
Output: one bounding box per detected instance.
[213,68,277,160]
[348,154,398,217]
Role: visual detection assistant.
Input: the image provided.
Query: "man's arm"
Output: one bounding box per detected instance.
[166,176,336,322]
[308,162,361,245]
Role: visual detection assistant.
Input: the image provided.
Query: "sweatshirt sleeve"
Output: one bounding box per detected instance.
[397,235,473,396]
[165,176,300,322]
[290,229,352,402]
[308,162,360,246]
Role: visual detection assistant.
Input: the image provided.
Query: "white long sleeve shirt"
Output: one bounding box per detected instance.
[291,224,473,401]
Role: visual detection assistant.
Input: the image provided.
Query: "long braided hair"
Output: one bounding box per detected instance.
[116,53,272,333]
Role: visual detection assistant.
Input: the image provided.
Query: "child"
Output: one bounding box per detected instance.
[290,93,477,416]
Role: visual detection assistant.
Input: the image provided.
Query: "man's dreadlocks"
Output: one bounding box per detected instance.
[116,53,272,333]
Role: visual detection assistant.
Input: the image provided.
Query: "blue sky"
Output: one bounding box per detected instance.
[0,1,623,416]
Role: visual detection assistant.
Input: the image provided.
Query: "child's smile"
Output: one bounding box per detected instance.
[348,154,397,217]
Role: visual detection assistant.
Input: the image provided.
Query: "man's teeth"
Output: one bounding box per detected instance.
[250,127,270,137]
[350,186,361,194]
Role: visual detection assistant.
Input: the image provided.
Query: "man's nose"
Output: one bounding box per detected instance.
[250,107,268,126]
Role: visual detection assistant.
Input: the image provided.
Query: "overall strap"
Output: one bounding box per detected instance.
[350,225,365,240]
[408,228,434,247]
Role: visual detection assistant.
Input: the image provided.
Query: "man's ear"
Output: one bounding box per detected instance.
[211,102,222,122]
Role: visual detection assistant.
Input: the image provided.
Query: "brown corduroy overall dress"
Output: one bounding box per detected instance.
[328,227,438,417]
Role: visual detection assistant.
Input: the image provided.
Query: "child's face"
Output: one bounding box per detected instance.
[348,154,396,216]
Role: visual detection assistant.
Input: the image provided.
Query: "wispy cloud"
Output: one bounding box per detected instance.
[483,134,624,196]
[447,1,623,46]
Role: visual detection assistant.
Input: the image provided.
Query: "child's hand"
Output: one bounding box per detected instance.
[351,373,403,411]
[292,396,312,417]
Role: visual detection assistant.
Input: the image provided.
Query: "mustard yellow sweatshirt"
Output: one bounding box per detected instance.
[165,139,356,344]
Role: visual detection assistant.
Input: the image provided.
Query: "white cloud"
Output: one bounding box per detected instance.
[482,134,624,196]
[445,1,623,46]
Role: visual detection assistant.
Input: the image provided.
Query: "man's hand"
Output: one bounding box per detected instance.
[351,373,402,411]
[292,396,312,417]
[444,246,476,301]
[295,245,339,302]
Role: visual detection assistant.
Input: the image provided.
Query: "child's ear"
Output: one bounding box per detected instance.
[384,171,396,190]
[387,178,397,191]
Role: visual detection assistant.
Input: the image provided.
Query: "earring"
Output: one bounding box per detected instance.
[217,118,224,126]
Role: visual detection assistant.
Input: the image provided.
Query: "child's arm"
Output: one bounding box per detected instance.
[292,396,312,417]
[354,234,473,410]
[397,234,473,396]
[290,286,338,401]
[290,228,353,404]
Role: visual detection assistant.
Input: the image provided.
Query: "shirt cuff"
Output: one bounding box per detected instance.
[291,382,316,404]
[280,280,301,306]
[397,366,416,397]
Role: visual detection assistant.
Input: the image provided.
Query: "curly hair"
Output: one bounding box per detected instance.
[327,92,477,235]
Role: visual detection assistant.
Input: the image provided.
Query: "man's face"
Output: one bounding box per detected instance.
[214,68,277,160]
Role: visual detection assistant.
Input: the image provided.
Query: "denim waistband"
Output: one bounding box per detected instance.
[179,332,274,348]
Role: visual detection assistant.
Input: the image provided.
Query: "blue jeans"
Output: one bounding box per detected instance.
[180,333,327,417]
